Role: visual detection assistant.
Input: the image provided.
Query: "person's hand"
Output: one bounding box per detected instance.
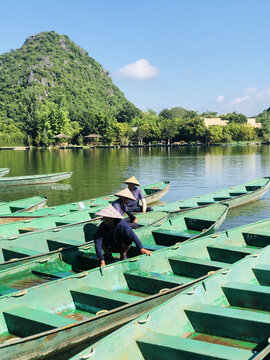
[100,260,106,267]
[140,248,151,256]
[133,218,138,223]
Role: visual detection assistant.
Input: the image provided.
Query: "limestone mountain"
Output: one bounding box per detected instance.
[0,31,140,125]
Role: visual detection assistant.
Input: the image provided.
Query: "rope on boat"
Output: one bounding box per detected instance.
[159,288,170,293]
[186,288,197,295]
[96,310,108,316]
[37,257,50,264]
[4,337,21,344]
[222,268,230,275]
[79,347,96,359]
[8,236,17,240]
[53,228,61,232]
[76,272,88,278]
[135,315,151,325]
[12,289,28,297]
[211,233,219,238]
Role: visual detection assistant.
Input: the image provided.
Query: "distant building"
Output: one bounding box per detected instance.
[203,117,261,129]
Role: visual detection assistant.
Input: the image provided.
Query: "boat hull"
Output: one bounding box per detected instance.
[0,169,10,177]
[0,172,72,186]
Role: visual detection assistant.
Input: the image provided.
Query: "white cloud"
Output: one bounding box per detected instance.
[214,86,270,115]
[231,95,251,105]
[244,87,257,94]
[216,95,224,103]
[116,59,159,80]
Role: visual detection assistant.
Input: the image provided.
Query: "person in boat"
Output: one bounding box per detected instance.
[111,188,138,229]
[94,205,151,267]
[124,176,153,212]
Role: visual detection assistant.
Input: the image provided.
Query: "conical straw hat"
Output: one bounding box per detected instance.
[114,188,136,201]
[124,176,140,186]
[96,205,123,219]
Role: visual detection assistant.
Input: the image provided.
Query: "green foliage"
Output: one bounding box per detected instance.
[201,111,218,118]
[161,118,179,143]
[207,126,223,143]
[220,112,247,124]
[0,31,140,134]
[115,122,132,145]
[159,107,189,120]
[77,134,84,146]
[225,123,255,141]
[257,109,270,135]
[178,118,206,142]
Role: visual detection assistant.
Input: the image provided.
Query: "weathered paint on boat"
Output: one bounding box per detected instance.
[154,177,270,212]
[0,197,47,216]
[0,171,72,187]
[75,244,270,359]
[0,207,269,359]
[0,203,228,292]
[0,169,10,177]
[0,181,170,223]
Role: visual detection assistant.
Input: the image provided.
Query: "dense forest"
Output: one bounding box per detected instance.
[0,31,269,146]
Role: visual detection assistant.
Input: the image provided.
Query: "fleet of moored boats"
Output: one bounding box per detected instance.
[0,170,268,359]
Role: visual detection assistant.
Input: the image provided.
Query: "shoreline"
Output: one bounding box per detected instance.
[0,142,264,150]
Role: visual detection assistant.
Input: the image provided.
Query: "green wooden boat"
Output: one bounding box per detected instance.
[74,247,270,360]
[0,181,170,223]
[0,171,72,187]
[0,168,10,177]
[0,196,47,216]
[0,203,228,292]
[0,208,268,359]
[154,177,270,212]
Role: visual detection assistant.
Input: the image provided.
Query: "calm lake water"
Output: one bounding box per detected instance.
[0,145,270,231]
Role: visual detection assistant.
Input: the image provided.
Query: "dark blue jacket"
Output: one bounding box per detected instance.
[112,199,136,222]
[126,187,144,209]
[94,219,143,261]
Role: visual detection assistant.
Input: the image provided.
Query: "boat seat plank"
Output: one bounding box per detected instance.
[197,201,216,206]
[124,271,194,295]
[137,332,253,360]
[242,232,270,247]
[18,227,42,234]
[169,256,228,277]
[246,185,262,191]
[3,306,75,338]
[184,218,215,231]
[31,270,72,279]
[222,282,270,311]
[185,303,270,343]
[228,192,248,196]
[213,196,232,201]
[143,244,165,251]
[252,264,270,286]
[71,286,142,312]
[9,206,25,212]
[152,229,198,246]
[47,238,83,251]
[207,244,257,264]
[77,252,99,269]
[2,246,41,261]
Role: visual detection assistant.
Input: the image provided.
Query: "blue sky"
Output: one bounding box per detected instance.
[0,0,269,116]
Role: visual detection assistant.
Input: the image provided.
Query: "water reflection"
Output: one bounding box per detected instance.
[0,183,72,195]
[0,146,269,231]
